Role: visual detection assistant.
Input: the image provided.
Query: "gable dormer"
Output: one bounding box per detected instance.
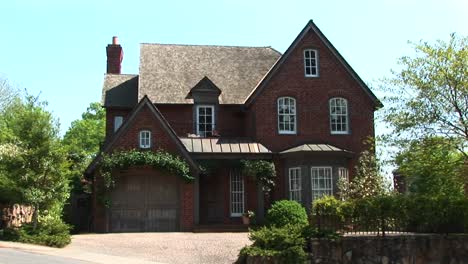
[186,76,222,104]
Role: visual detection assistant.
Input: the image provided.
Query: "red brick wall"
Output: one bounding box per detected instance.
[180,181,194,231]
[111,105,179,154]
[249,28,376,179]
[106,104,246,139]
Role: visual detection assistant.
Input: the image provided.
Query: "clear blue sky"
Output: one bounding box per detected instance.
[0,0,467,136]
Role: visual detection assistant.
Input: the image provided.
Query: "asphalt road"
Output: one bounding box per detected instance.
[0,248,93,264]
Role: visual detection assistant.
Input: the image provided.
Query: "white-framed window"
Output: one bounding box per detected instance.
[139,130,151,149]
[114,116,123,132]
[338,167,349,181]
[304,49,319,77]
[277,97,296,134]
[311,167,333,201]
[230,169,244,217]
[329,97,349,134]
[289,167,302,202]
[196,105,215,137]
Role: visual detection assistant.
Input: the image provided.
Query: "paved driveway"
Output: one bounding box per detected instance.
[0,233,251,264]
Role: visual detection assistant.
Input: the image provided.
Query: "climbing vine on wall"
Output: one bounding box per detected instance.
[241,160,277,194]
[100,149,193,190]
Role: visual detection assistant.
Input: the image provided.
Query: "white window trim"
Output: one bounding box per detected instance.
[338,167,349,181]
[288,167,302,202]
[329,97,349,134]
[277,97,297,134]
[114,116,123,132]
[311,166,333,201]
[196,105,215,137]
[304,49,319,77]
[139,130,151,149]
[230,169,245,217]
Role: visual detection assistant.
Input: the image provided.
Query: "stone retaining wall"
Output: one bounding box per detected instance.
[1,204,34,228]
[311,234,468,264]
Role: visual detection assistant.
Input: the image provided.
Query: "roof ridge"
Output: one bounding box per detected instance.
[140,42,274,49]
[104,73,138,76]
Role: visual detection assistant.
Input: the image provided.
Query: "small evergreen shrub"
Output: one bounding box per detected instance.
[266,200,308,227]
[1,218,71,248]
[239,224,307,263]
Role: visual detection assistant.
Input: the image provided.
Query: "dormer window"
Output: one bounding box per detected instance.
[304,49,318,77]
[196,105,215,137]
[139,130,151,149]
[114,116,123,132]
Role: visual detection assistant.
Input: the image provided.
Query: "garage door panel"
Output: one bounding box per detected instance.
[110,172,180,232]
[111,209,144,232]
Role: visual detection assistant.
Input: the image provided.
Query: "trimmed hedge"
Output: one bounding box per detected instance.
[312,194,468,234]
[266,200,308,228]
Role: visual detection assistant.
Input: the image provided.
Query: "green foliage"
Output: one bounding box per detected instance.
[266,200,308,228]
[239,224,307,263]
[100,149,193,189]
[0,95,70,226]
[0,77,18,112]
[338,141,387,200]
[241,160,276,193]
[62,102,105,193]
[380,33,468,158]
[395,136,465,197]
[311,194,468,234]
[2,218,71,248]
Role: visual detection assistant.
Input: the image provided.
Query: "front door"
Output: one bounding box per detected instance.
[199,173,224,224]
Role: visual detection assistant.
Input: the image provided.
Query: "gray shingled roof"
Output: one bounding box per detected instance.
[102,74,138,107]
[280,144,352,154]
[180,137,271,153]
[139,44,281,104]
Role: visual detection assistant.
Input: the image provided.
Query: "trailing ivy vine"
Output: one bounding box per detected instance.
[100,149,193,189]
[241,160,276,194]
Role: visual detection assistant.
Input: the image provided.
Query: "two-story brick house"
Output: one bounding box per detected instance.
[86,20,382,232]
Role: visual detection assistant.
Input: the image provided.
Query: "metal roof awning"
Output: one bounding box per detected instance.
[180,137,271,154]
[280,144,353,155]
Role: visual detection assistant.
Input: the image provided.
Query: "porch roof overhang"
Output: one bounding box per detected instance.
[280,143,353,157]
[180,137,272,159]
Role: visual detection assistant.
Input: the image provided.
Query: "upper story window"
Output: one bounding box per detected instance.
[304,49,318,77]
[277,97,296,134]
[139,130,151,149]
[114,116,123,132]
[196,105,215,137]
[311,167,333,201]
[289,167,302,203]
[329,97,349,134]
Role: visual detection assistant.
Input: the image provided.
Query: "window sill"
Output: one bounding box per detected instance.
[278,131,297,135]
[330,132,349,135]
[230,214,242,217]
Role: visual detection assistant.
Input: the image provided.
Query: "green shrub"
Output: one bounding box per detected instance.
[1,218,71,248]
[239,224,307,263]
[266,200,308,227]
[311,194,468,234]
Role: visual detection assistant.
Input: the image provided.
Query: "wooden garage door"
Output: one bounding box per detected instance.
[110,172,179,232]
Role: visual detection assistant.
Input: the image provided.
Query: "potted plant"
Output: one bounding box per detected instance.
[242,210,255,225]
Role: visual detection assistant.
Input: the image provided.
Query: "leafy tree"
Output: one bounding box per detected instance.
[338,142,387,200]
[0,77,18,112]
[395,136,465,197]
[0,96,69,229]
[62,102,105,193]
[381,34,467,158]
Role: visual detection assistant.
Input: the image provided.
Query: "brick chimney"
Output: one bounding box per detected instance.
[106,36,123,74]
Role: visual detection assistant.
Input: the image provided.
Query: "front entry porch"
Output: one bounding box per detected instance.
[197,161,265,226]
